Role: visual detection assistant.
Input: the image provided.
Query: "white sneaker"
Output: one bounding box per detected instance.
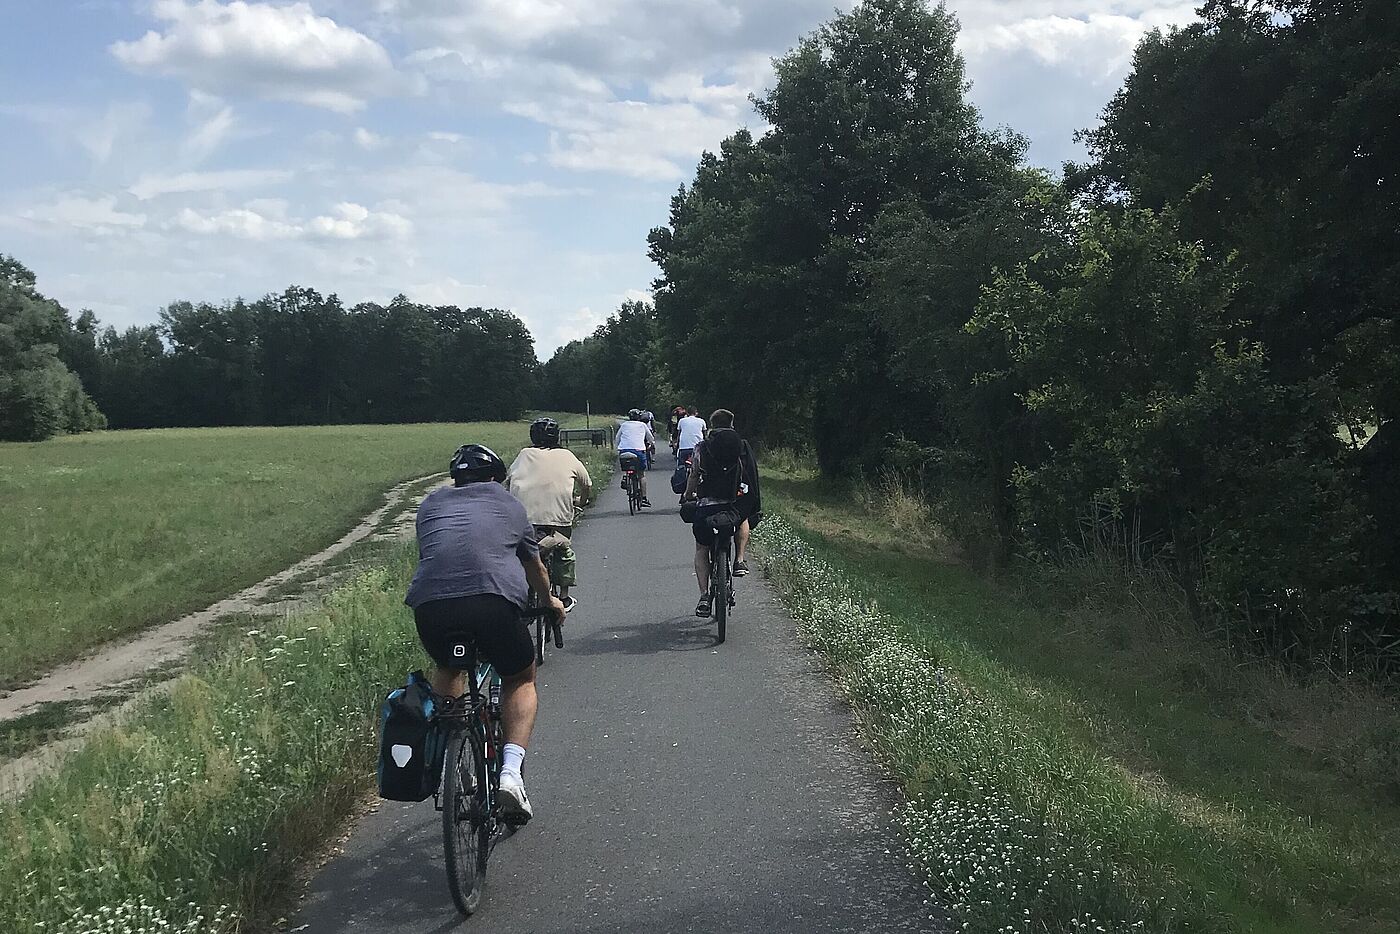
[496,770,533,824]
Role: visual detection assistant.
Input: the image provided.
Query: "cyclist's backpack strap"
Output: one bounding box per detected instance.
[377,669,444,802]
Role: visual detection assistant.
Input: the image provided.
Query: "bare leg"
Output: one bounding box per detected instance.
[694,544,710,595]
[430,667,467,698]
[735,519,751,563]
[639,471,649,500]
[499,666,538,748]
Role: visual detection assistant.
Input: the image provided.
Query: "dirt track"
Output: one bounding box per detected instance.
[0,473,445,796]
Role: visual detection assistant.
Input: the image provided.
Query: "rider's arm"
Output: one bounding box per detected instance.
[684,451,700,500]
[575,463,593,505]
[521,553,566,619]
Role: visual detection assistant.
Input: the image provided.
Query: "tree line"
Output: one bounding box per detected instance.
[598,0,1392,671]
[0,261,538,435]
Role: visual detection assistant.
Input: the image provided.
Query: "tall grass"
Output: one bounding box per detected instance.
[756,517,1191,933]
[0,421,539,686]
[0,552,421,932]
[757,461,1400,932]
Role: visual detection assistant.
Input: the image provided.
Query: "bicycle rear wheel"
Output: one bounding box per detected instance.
[627,475,637,515]
[442,728,489,915]
[713,542,729,643]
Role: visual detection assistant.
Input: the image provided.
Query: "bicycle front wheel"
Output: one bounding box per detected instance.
[442,729,489,915]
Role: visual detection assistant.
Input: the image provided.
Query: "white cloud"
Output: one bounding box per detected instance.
[959,5,1196,79]
[353,126,385,149]
[505,96,754,180]
[112,0,408,113]
[174,205,298,239]
[20,195,148,234]
[75,101,153,164]
[172,199,413,241]
[128,168,292,200]
[181,104,236,161]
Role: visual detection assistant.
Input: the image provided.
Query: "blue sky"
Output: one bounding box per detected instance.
[1,0,1196,356]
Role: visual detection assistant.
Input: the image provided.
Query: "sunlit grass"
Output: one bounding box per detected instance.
[0,420,587,687]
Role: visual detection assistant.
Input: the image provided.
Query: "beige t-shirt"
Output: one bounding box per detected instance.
[505,447,592,528]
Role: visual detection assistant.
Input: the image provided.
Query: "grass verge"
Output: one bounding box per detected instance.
[0,551,420,932]
[756,465,1400,934]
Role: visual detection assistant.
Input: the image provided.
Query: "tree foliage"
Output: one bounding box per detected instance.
[633,0,1397,670]
[0,261,540,434]
[0,255,105,441]
[539,300,670,414]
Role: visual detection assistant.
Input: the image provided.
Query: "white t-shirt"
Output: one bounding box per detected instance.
[616,419,654,451]
[677,415,706,450]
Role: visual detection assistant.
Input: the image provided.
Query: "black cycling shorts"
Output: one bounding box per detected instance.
[413,594,533,678]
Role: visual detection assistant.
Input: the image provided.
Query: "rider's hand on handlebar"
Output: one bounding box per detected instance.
[548,593,567,622]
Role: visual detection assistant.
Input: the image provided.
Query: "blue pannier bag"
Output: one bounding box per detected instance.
[377,670,446,802]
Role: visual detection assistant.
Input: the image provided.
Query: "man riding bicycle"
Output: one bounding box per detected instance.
[505,417,592,611]
[676,406,706,464]
[616,409,655,508]
[682,409,762,616]
[404,444,565,823]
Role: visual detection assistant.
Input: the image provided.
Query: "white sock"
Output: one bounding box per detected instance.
[502,743,526,778]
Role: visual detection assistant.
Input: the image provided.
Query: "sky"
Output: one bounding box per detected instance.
[0,0,1197,357]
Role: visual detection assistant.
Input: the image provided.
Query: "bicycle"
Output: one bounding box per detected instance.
[528,574,565,666]
[432,608,551,916]
[621,456,643,515]
[708,524,736,643]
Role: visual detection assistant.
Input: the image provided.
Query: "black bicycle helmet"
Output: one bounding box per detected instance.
[449,443,507,484]
[530,416,560,448]
[628,408,642,420]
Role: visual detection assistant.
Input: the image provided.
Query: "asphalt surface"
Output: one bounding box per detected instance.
[290,450,938,933]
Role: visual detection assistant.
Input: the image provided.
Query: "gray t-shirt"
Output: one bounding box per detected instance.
[404,482,539,609]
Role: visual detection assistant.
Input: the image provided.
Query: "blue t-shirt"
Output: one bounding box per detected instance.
[404,482,539,610]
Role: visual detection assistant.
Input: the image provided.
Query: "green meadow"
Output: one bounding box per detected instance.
[0,421,567,687]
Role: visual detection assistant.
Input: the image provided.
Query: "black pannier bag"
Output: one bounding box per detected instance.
[670,457,691,494]
[377,670,446,802]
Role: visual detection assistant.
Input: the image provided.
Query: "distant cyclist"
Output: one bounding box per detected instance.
[404,444,565,823]
[505,417,593,611]
[682,409,762,615]
[676,406,706,463]
[617,409,655,508]
[667,405,686,454]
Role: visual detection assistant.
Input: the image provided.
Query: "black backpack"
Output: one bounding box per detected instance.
[698,428,743,501]
[377,670,446,802]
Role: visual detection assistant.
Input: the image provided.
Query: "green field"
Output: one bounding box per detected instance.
[0,420,594,688]
[758,462,1400,933]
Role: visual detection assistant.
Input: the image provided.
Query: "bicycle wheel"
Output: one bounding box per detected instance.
[627,475,637,515]
[442,728,489,915]
[713,542,729,643]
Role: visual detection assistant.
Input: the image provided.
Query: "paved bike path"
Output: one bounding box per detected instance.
[290,452,937,933]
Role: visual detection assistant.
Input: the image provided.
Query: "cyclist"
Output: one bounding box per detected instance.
[617,409,655,507]
[505,417,593,611]
[676,406,706,463]
[404,443,565,823]
[667,405,686,454]
[640,409,656,437]
[682,409,762,616]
